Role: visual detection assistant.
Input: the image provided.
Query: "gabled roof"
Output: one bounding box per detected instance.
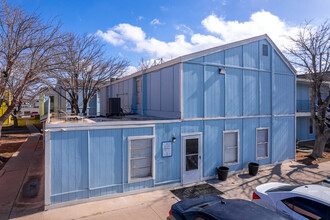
[108,34,296,86]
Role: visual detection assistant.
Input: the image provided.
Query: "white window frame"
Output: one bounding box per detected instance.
[223,130,239,166]
[256,127,269,160]
[128,135,155,183]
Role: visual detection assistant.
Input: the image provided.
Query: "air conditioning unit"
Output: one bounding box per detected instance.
[107,98,121,116]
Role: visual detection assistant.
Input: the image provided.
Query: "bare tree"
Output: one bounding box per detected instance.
[49,33,128,115]
[138,57,164,71]
[287,21,330,158]
[0,0,61,136]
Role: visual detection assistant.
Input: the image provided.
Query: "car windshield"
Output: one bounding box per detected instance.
[266,185,301,192]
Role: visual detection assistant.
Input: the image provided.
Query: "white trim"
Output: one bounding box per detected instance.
[296,112,311,117]
[222,130,239,166]
[127,135,155,183]
[183,115,272,121]
[181,132,203,185]
[256,127,269,160]
[273,114,295,117]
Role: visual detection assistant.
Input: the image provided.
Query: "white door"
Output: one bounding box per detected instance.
[182,134,202,185]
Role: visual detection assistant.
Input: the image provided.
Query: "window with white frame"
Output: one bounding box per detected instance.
[223,131,239,164]
[256,128,269,159]
[129,137,153,182]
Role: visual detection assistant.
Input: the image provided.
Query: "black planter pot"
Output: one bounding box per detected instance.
[217,166,229,181]
[248,162,259,176]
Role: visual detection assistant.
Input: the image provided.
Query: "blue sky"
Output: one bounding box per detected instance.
[12,0,330,74]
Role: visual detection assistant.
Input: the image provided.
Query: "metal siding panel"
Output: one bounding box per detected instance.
[243,42,259,69]
[173,64,181,113]
[224,119,243,171]
[150,71,161,111]
[272,116,295,163]
[274,51,292,75]
[181,120,203,133]
[204,66,225,117]
[259,72,272,115]
[50,131,88,202]
[242,118,258,168]
[204,51,225,65]
[203,120,224,177]
[296,117,315,141]
[243,70,258,115]
[89,129,122,188]
[274,74,295,115]
[259,40,271,71]
[225,68,243,116]
[161,66,174,112]
[155,123,181,183]
[182,63,204,118]
[225,46,243,67]
[188,57,204,63]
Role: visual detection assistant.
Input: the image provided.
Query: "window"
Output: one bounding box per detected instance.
[262,44,268,56]
[282,197,329,220]
[309,118,313,134]
[256,128,269,159]
[49,96,55,113]
[223,131,239,165]
[128,137,153,182]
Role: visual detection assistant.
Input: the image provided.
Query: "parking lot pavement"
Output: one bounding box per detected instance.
[13,160,330,220]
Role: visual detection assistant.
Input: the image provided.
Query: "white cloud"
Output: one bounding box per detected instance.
[97,10,301,62]
[175,24,194,35]
[201,10,299,49]
[150,18,163,25]
[121,66,138,77]
[138,16,143,20]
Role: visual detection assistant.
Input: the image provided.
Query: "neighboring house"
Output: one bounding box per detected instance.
[39,87,100,118]
[44,34,296,208]
[296,74,330,142]
[0,90,12,126]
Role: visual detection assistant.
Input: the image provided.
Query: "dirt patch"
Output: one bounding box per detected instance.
[0,133,29,170]
[296,145,330,165]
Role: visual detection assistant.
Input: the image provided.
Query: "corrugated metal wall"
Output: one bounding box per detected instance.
[145,64,180,118]
[296,117,315,141]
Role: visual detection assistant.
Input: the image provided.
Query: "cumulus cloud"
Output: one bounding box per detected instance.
[201,10,299,49]
[97,10,300,61]
[121,66,138,77]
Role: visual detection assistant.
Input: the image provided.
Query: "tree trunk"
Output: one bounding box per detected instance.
[311,134,326,159]
[82,100,88,116]
[0,125,2,139]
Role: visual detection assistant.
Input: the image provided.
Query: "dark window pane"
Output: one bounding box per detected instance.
[262,44,268,56]
[282,197,328,220]
[186,155,198,171]
[257,143,268,158]
[257,129,268,143]
[186,138,198,155]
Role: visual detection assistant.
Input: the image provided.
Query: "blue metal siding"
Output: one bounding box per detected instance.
[243,41,259,69]
[272,116,295,163]
[182,63,204,118]
[204,66,225,117]
[273,74,295,115]
[259,72,272,115]
[225,46,243,67]
[204,51,225,65]
[243,70,258,115]
[274,51,291,75]
[155,123,181,184]
[296,117,315,141]
[50,127,154,204]
[181,120,203,133]
[203,120,224,177]
[51,131,88,203]
[225,68,243,116]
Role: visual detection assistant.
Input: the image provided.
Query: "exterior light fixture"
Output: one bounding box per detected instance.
[219,68,226,74]
[172,137,176,142]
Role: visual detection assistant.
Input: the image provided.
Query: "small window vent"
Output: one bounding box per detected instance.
[262,44,268,56]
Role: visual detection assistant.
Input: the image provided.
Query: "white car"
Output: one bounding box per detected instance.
[252,182,330,220]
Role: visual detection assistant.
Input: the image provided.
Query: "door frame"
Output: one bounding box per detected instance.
[181,132,203,185]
